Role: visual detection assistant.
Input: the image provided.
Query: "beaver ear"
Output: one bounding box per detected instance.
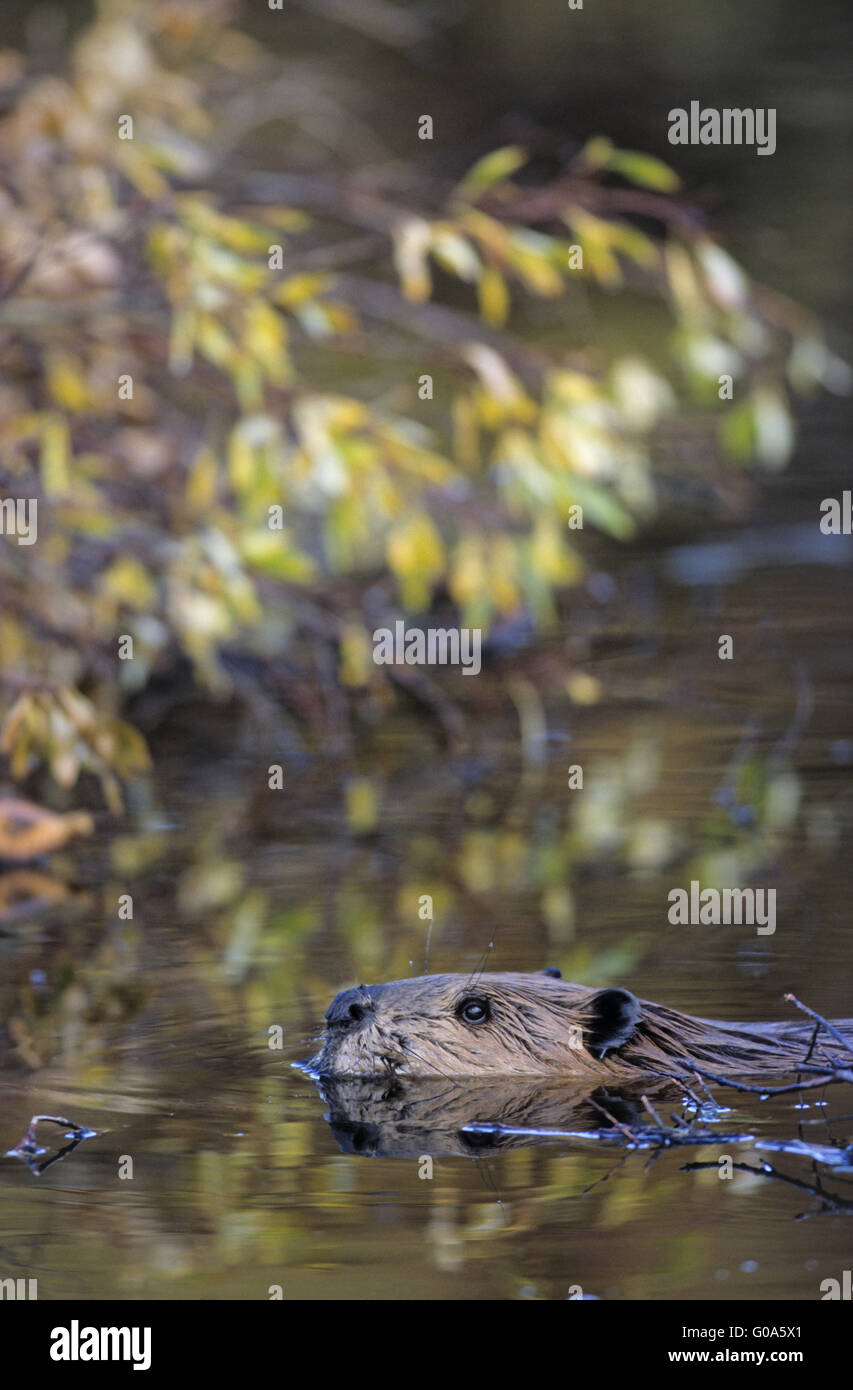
[585,988,640,1058]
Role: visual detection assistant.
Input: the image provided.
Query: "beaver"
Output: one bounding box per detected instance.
[308,970,853,1081]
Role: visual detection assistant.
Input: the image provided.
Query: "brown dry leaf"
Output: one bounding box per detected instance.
[0,797,94,861]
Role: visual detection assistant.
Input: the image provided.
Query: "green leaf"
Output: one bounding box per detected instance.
[453,145,527,200]
[719,401,755,462]
[582,136,681,192]
[607,149,682,192]
[558,476,637,541]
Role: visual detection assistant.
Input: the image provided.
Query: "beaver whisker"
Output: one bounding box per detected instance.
[463,948,494,996]
[398,1037,453,1082]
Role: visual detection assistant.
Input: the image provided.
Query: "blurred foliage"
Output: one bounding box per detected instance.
[0,0,847,804]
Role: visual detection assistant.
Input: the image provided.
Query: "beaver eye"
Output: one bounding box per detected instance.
[457,997,491,1025]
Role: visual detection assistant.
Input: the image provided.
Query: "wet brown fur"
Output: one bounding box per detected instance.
[310,971,853,1080]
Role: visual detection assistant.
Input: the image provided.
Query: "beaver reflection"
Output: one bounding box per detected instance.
[313,1074,661,1158]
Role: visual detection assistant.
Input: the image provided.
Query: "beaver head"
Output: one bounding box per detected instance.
[308,971,642,1078]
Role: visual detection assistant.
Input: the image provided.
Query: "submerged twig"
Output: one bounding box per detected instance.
[640,1094,665,1128]
[681,1063,853,1096]
[6,1113,97,1176]
[753,1137,853,1168]
[784,993,853,1061]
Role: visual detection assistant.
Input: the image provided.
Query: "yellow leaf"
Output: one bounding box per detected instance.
[566,672,601,705]
[244,299,289,381]
[345,777,379,834]
[339,623,372,688]
[566,211,623,287]
[40,414,72,495]
[477,266,510,327]
[209,214,274,255]
[320,301,358,335]
[507,230,564,296]
[665,243,705,317]
[530,516,583,584]
[46,354,92,413]
[195,314,236,370]
[461,208,513,258]
[392,218,433,302]
[452,394,481,469]
[241,530,315,582]
[101,556,157,609]
[228,425,255,494]
[186,446,220,512]
[449,534,487,606]
[327,398,368,432]
[488,536,520,614]
[272,273,333,308]
[254,206,310,233]
[235,356,265,412]
[386,513,445,608]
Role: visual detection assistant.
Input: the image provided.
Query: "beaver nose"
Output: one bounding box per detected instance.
[326,987,374,1029]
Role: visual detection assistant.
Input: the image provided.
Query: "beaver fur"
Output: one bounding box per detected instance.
[309,971,853,1080]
